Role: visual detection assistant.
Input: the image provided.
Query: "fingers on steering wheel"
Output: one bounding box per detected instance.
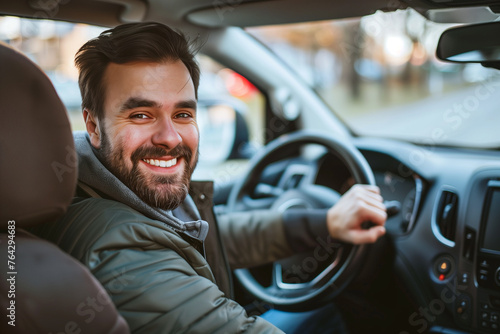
[355,185,387,223]
[349,225,386,244]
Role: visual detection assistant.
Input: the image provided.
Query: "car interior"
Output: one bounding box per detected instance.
[1,1,500,333]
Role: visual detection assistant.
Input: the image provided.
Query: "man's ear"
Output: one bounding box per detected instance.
[83,109,102,149]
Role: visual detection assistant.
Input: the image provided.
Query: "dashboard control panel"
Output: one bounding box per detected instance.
[475,180,500,332]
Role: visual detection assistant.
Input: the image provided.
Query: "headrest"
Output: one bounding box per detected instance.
[0,42,77,229]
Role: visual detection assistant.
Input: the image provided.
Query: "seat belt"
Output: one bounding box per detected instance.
[77,181,102,199]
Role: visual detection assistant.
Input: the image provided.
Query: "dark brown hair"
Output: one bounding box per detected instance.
[75,22,200,121]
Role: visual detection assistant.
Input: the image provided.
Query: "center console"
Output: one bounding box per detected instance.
[475,180,500,332]
[433,176,500,333]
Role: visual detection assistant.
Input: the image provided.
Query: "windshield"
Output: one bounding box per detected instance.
[247,9,500,149]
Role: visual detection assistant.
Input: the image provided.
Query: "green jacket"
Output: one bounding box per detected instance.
[35,181,292,333]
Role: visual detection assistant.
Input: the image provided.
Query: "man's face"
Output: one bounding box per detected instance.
[89,60,199,210]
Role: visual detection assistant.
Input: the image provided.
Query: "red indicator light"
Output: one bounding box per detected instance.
[439,274,445,281]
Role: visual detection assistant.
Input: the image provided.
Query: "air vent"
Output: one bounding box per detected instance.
[436,190,459,242]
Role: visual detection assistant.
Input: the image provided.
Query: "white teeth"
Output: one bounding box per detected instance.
[143,158,177,168]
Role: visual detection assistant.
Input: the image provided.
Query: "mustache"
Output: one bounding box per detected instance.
[131,144,193,163]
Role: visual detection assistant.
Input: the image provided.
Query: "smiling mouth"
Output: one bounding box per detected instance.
[142,158,178,168]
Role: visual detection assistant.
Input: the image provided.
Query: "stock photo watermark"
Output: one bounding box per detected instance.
[282,236,343,284]
[400,72,500,173]
[29,0,71,20]
[5,220,16,327]
[213,0,244,22]
[51,144,78,183]
[46,268,134,334]
[399,278,462,334]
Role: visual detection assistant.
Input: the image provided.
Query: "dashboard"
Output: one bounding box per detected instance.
[355,137,500,334]
[315,148,424,237]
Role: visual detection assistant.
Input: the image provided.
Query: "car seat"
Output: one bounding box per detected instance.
[0,41,129,333]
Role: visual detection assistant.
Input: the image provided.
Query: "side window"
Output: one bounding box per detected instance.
[1,16,266,180]
[194,55,266,180]
[1,17,104,132]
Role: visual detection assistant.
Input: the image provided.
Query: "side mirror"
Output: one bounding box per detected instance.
[436,21,500,69]
[197,96,254,165]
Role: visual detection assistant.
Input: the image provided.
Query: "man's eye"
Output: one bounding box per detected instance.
[131,113,149,119]
[175,112,192,119]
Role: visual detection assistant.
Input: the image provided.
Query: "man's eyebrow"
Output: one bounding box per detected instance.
[119,97,161,113]
[175,99,197,110]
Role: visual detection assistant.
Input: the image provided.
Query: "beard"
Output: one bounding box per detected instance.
[97,130,198,211]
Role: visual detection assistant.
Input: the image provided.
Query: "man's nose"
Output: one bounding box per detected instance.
[151,118,182,149]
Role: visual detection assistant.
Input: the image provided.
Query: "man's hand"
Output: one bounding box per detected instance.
[326,184,387,244]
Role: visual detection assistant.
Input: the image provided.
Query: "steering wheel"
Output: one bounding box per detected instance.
[226,130,376,311]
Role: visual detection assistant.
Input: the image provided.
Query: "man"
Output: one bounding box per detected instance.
[35,22,387,333]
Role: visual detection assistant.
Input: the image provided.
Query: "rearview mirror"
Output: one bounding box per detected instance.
[436,21,500,69]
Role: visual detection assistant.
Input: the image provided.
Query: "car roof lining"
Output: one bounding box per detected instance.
[1,0,499,29]
[0,0,123,27]
[1,0,400,28]
[185,0,406,28]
